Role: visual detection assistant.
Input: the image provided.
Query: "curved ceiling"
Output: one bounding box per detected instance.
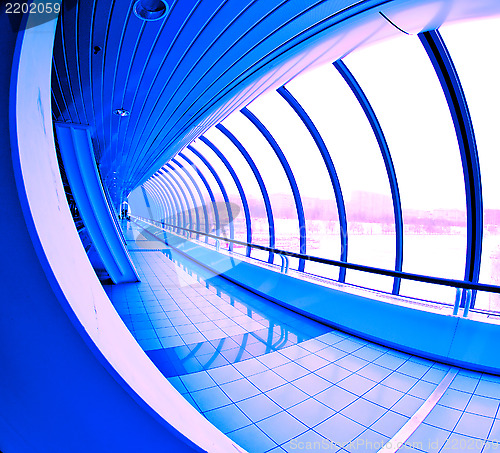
[51,0,500,205]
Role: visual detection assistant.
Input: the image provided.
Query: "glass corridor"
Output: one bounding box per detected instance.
[105,218,500,453]
[139,16,500,316]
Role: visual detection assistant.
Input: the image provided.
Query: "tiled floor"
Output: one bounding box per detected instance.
[104,220,500,452]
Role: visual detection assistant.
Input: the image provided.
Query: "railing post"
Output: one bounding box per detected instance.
[280,255,289,274]
[453,288,461,316]
[463,289,472,318]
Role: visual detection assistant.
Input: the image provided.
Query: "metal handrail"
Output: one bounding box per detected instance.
[133,215,500,295]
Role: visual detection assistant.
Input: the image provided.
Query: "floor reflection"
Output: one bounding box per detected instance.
[107,219,330,380]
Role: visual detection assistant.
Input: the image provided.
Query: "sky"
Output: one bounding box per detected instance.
[195,16,500,213]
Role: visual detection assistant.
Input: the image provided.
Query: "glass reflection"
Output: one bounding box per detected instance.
[107,219,330,379]
[344,34,467,303]
[440,17,500,311]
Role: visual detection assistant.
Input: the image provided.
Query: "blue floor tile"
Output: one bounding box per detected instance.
[227,424,277,453]
[475,379,500,400]
[440,433,485,453]
[274,361,309,381]
[220,378,261,402]
[370,410,408,437]
[454,412,494,440]
[315,413,366,449]
[314,385,357,412]
[179,370,216,392]
[282,429,337,453]
[248,370,288,393]
[406,423,450,453]
[422,404,461,432]
[374,353,407,370]
[390,394,424,418]
[348,428,390,452]
[408,380,437,399]
[295,354,330,372]
[266,383,310,410]
[439,389,473,411]
[336,355,369,373]
[449,374,479,394]
[236,394,283,422]
[292,372,332,396]
[207,364,243,385]
[341,398,387,428]
[337,373,377,396]
[287,398,336,428]
[204,404,252,434]
[190,386,232,412]
[257,411,309,445]
[381,372,418,393]
[362,384,404,409]
[315,363,352,384]
[466,394,500,418]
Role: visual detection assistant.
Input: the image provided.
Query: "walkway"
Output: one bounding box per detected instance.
[103,221,500,453]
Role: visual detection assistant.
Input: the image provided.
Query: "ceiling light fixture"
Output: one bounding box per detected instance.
[113,108,130,117]
[133,0,169,21]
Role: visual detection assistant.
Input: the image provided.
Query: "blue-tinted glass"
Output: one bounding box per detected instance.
[247,89,340,280]
[286,63,395,291]
[204,127,271,262]
[221,111,301,269]
[189,138,248,253]
[440,17,500,311]
[345,34,467,303]
[175,155,218,245]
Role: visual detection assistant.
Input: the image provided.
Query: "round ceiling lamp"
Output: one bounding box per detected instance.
[133,0,169,21]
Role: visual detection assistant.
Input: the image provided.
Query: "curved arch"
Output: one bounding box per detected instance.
[333,60,404,294]
[165,163,202,240]
[216,123,276,264]
[241,107,307,271]
[160,169,194,232]
[157,170,191,233]
[186,144,235,250]
[153,176,182,232]
[145,179,171,225]
[277,85,349,282]
[153,172,186,234]
[151,177,176,227]
[160,168,197,233]
[175,153,221,238]
[199,135,252,257]
[170,159,210,242]
[419,29,483,308]
[142,181,163,221]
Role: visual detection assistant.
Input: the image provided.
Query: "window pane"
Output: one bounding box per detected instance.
[164,163,207,236]
[221,111,301,269]
[173,155,218,245]
[247,89,341,280]
[190,137,248,254]
[344,34,467,303]
[440,17,500,311]
[287,64,396,292]
[204,127,272,262]
[163,169,197,232]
